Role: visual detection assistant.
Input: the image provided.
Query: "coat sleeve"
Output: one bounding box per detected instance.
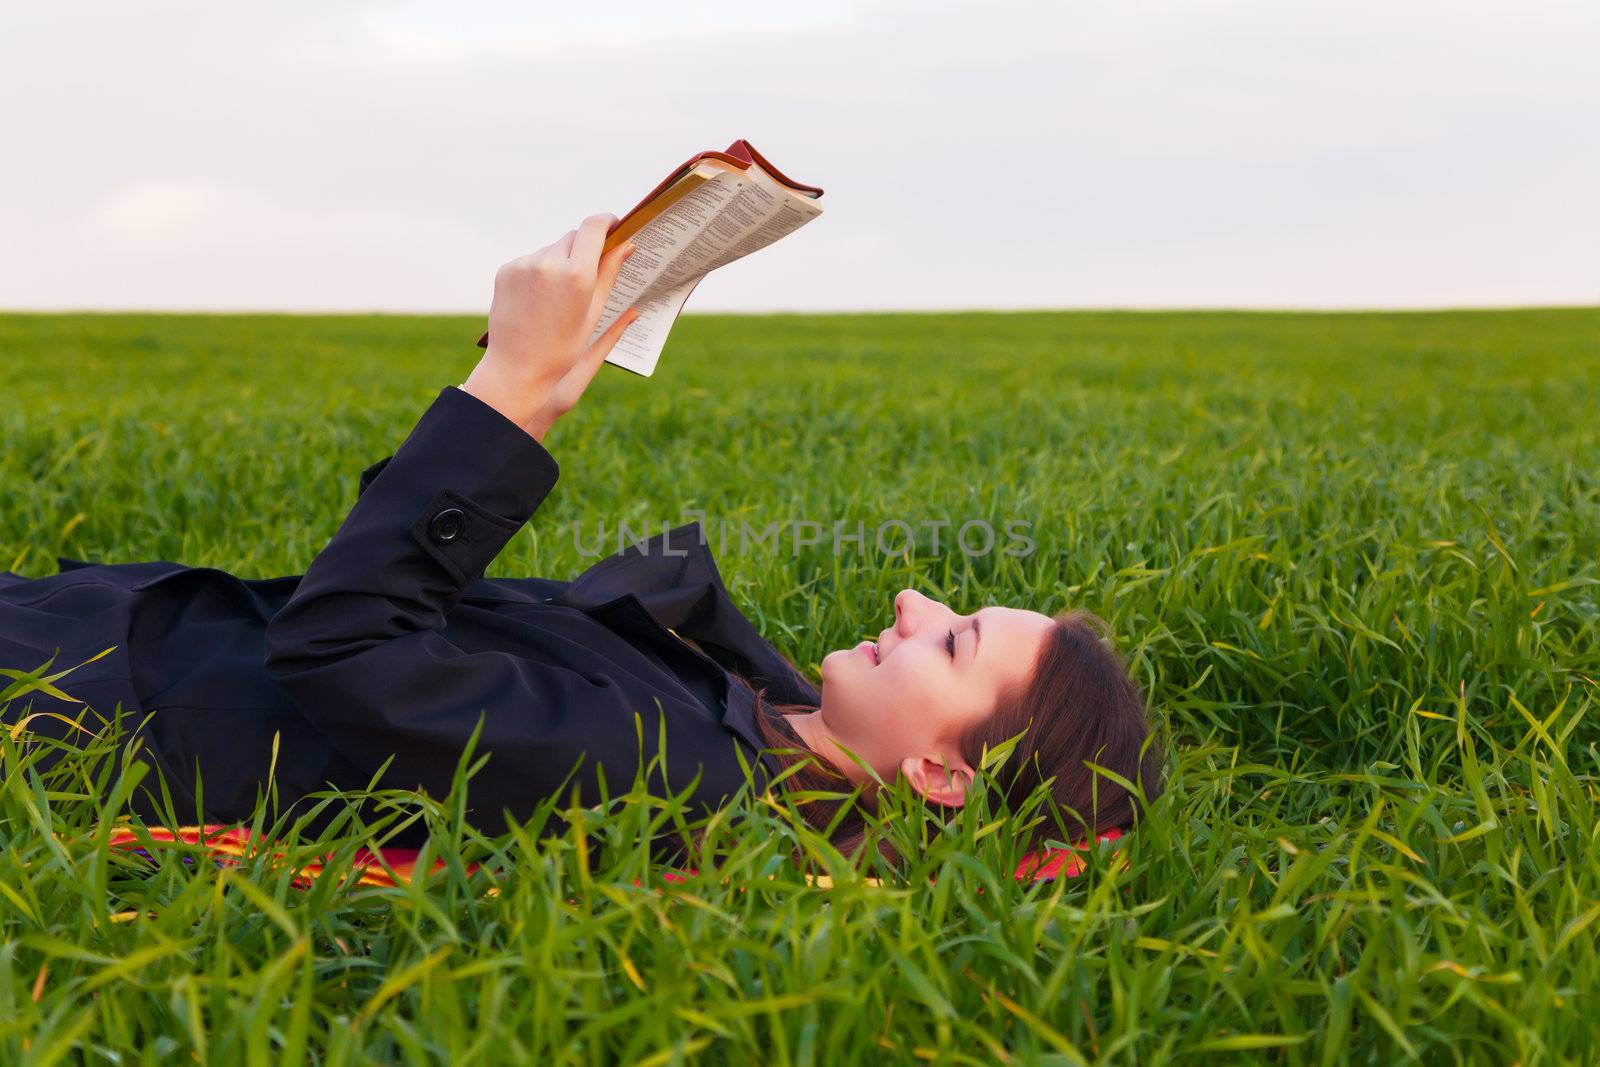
[263,386,651,832]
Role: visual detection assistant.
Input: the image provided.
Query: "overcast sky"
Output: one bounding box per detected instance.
[3,0,1596,312]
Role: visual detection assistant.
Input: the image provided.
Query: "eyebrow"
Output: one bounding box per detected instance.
[971,613,982,665]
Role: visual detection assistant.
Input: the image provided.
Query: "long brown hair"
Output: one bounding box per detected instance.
[738,609,1163,863]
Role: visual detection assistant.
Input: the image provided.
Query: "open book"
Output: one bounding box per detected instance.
[476,139,824,378]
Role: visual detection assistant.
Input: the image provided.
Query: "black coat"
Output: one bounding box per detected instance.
[0,386,818,844]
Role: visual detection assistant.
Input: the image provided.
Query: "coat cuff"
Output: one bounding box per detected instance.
[365,385,561,583]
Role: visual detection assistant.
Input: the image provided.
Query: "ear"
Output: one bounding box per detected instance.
[900,754,973,807]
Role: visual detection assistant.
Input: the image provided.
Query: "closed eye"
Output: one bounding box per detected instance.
[945,628,956,658]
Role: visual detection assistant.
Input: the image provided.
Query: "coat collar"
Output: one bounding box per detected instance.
[551,521,820,760]
[554,521,818,704]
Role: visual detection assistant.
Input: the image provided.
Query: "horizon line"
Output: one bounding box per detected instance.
[2,303,1597,317]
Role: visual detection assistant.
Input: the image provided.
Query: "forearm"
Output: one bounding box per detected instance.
[265,385,560,676]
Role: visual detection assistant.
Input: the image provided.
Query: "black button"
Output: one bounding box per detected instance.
[428,508,465,544]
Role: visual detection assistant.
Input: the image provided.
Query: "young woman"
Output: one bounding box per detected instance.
[0,214,1162,857]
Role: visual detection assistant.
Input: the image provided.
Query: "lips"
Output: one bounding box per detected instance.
[857,640,879,665]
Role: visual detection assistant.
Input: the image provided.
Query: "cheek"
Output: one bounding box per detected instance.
[908,667,976,736]
[878,663,940,723]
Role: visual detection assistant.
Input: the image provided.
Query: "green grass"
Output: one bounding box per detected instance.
[2,308,1598,1064]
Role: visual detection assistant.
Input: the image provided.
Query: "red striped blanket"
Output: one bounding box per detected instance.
[104,825,1123,890]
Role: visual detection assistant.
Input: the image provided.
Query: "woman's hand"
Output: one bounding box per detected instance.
[461,213,641,443]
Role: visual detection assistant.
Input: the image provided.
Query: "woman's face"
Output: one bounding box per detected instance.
[814,588,1057,799]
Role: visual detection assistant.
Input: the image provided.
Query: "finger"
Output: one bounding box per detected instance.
[591,307,641,360]
[568,213,617,273]
[587,241,637,324]
[555,228,578,258]
[566,308,641,390]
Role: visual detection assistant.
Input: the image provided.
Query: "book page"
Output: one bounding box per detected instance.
[592,164,824,377]
[688,165,826,277]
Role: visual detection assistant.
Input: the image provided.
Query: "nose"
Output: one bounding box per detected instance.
[884,590,953,656]
[893,589,916,632]
[885,590,906,644]
[893,588,939,636]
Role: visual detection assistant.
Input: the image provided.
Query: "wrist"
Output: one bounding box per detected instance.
[459,360,555,435]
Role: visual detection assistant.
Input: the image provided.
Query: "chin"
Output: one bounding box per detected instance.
[818,647,851,682]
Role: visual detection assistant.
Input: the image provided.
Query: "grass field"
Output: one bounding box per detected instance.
[2,308,1598,1064]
